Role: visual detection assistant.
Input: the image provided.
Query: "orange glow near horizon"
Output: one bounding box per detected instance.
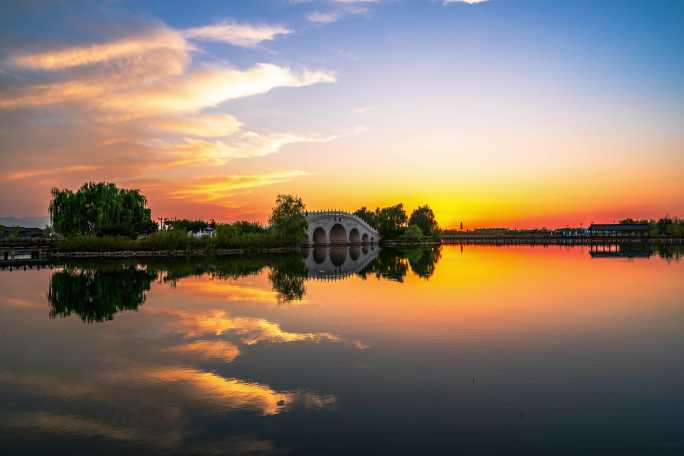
[1,2,682,229]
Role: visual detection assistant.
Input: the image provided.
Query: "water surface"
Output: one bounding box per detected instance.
[1,245,683,455]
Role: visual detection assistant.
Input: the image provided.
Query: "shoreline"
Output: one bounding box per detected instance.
[2,237,683,267]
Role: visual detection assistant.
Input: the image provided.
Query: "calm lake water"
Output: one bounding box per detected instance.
[1,245,683,455]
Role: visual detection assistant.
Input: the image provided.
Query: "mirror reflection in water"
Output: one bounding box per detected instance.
[1,244,683,455]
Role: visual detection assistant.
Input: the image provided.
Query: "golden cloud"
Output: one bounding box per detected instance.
[141,367,335,416]
[171,130,334,164]
[162,171,310,205]
[150,113,242,137]
[178,278,281,303]
[9,29,189,71]
[1,165,101,182]
[142,367,295,415]
[156,308,339,345]
[164,340,241,363]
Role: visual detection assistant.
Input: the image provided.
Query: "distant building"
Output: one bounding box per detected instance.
[472,228,509,235]
[588,223,650,236]
[190,227,216,239]
[555,227,587,237]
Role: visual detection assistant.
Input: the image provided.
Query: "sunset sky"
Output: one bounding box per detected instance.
[0,0,682,229]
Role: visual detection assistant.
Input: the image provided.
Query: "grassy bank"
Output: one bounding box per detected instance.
[55,230,293,252]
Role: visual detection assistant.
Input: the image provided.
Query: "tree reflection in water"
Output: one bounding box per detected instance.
[48,264,156,322]
[44,244,682,322]
[404,246,442,279]
[268,255,307,303]
[46,248,445,321]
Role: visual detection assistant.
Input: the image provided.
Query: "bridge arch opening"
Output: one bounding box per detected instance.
[361,233,369,244]
[329,223,347,244]
[312,227,327,245]
[350,245,360,260]
[349,228,360,244]
[330,246,347,266]
[313,247,326,264]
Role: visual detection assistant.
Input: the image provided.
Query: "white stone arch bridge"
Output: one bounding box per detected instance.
[305,246,379,280]
[304,210,380,245]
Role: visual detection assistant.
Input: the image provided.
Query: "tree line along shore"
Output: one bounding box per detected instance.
[38,182,441,252]
[1,182,682,253]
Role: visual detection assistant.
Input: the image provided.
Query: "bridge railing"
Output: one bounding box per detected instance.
[304,210,379,235]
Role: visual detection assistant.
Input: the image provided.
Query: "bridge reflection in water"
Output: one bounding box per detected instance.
[304,245,379,280]
[13,243,683,324]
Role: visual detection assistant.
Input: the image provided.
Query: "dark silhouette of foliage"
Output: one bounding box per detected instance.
[353,207,378,227]
[49,182,156,238]
[398,224,424,240]
[357,248,409,282]
[48,265,156,322]
[374,204,408,239]
[163,218,214,233]
[353,204,408,238]
[269,194,308,244]
[404,246,442,278]
[268,255,308,303]
[409,205,439,236]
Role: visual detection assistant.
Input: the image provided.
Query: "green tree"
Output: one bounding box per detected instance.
[357,248,409,282]
[49,182,156,237]
[405,246,442,279]
[48,265,156,322]
[269,194,308,244]
[409,205,439,236]
[375,204,407,238]
[164,218,210,233]
[268,255,308,303]
[353,206,378,227]
[400,224,424,240]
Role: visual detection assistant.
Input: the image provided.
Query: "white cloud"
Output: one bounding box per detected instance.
[0,16,337,186]
[442,0,489,5]
[173,130,338,164]
[0,63,335,118]
[98,63,335,118]
[308,11,341,24]
[183,21,291,48]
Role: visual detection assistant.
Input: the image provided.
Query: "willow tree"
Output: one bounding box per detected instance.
[49,182,156,237]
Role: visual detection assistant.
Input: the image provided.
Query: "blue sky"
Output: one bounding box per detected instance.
[0,0,682,227]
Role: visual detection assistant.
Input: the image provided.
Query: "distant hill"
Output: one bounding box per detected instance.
[0,225,46,239]
[0,216,49,228]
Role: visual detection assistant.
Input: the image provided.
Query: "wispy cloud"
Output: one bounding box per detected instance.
[307,0,372,24]
[140,367,334,415]
[168,130,339,164]
[1,165,101,182]
[98,63,335,118]
[442,0,489,5]
[8,29,188,71]
[0,12,336,217]
[332,0,379,3]
[158,308,339,344]
[0,62,334,117]
[308,11,342,24]
[164,340,241,363]
[164,171,311,205]
[183,20,291,48]
[150,114,242,137]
